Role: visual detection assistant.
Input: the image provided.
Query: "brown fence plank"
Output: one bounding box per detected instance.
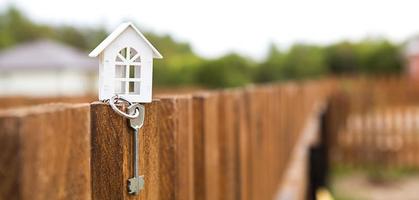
[91,101,160,200]
[218,90,241,200]
[192,93,220,200]
[91,98,194,200]
[158,96,194,200]
[0,104,91,200]
[245,86,271,200]
[237,90,251,200]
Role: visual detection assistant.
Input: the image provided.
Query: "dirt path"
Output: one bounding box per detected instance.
[332,172,419,200]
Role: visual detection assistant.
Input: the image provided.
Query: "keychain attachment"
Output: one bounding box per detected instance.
[108,94,146,195]
[109,95,140,119]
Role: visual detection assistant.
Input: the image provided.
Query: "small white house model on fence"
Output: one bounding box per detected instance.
[89,22,162,103]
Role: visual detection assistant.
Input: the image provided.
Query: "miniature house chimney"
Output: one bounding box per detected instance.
[89,22,162,103]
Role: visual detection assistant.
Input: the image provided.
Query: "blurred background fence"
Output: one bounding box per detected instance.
[328,77,419,169]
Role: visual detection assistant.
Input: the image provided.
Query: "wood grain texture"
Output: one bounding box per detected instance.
[0,103,91,200]
[0,116,20,200]
[237,90,251,200]
[192,93,220,200]
[244,87,265,200]
[91,101,159,200]
[218,90,241,200]
[244,86,287,200]
[92,97,194,200]
[158,96,194,200]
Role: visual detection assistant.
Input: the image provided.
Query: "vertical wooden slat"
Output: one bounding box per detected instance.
[0,104,91,200]
[274,85,285,195]
[91,101,160,200]
[264,86,279,197]
[237,90,251,200]
[158,96,194,200]
[192,93,220,200]
[245,86,280,200]
[175,97,195,200]
[0,117,20,200]
[278,86,287,183]
[244,87,261,200]
[218,90,241,200]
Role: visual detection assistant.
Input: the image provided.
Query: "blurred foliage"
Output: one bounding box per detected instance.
[355,38,404,75]
[0,7,407,88]
[196,54,255,88]
[325,41,359,74]
[257,43,328,82]
[325,39,404,75]
[144,33,204,86]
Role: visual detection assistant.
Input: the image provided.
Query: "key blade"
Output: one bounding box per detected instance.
[128,104,145,129]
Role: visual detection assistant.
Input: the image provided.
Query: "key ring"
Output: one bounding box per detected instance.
[109,95,140,119]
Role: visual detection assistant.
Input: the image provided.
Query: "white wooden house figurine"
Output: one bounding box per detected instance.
[89,22,162,103]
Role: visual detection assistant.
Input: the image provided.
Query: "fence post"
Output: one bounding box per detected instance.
[91,101,160,200]
[0,104,91,200]
[91,98,194,200]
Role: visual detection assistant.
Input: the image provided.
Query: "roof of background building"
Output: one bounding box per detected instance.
[0,39,97,71]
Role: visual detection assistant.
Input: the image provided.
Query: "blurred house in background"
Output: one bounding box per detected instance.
[406,38,419,80]
[0,39,97,96]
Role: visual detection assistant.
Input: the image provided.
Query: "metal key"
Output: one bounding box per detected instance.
[127,103,145,195]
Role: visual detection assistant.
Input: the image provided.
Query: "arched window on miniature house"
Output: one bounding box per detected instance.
[114,47,142,94]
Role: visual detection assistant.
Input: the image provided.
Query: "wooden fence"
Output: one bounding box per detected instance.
[0,81,334,200]
[328,77,419,168]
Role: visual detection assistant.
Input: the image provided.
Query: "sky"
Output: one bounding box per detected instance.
[1,0,419,59]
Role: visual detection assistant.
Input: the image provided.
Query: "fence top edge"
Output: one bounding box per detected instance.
[0,103,90,118]
[154,94,192,100]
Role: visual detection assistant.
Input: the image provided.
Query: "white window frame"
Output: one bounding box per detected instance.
[114,47,141,94]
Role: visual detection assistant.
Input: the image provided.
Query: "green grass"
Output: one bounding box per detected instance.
[330,165,419,200]
[332,164,419,182]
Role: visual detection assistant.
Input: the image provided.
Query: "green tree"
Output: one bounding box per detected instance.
[281,44,328,79]
[196,54,254,88]
[144,34,204,86]
[54,26,89,50]
[325,41,358,74]
[0,7,54,48]
[355,39,404,74]
[84,27,108,51]
[256,44,285,83]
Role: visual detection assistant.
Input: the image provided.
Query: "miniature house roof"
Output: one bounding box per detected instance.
[89,22,163,59]
[0,39,97,71]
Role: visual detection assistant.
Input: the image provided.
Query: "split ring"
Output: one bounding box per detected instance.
[109,95,140,119]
